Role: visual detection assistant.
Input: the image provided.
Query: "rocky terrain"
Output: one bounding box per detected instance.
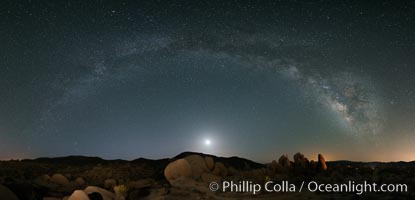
[0,152,414,199]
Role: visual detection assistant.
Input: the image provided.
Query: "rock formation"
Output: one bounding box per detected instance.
[317,154,328,171]
[212,162,227,177]
[278,155,292,168]
[164,158,192,182]
[183,155,209,179]
[67,190,90,200]
[75,177,86,187]
[0,152,344,199]
[204,156,215,171]
[309,160,317,171]
[104,179,116,190]
[51,173,70,186]
[294,153,309,168]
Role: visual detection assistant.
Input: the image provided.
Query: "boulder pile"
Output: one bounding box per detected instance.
[164,155,225,185]
[270,153,328,173]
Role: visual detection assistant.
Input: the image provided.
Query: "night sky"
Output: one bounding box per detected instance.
[1,1,415,162]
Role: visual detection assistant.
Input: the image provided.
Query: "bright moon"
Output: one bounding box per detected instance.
[204,139,211,146]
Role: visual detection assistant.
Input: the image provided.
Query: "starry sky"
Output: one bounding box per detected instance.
[1,1,415,162]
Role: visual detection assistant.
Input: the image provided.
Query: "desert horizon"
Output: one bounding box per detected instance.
[1,151,415,164]
[1,151,414,199]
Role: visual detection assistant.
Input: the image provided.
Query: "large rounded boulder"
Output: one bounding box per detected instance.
[51,173,70,186]
[183,155,210,179]
[75,177,86,187]
[164,159,192,182]
[67,190,90,200]
[204,156,215,171]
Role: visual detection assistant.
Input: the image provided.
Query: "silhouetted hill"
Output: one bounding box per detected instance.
[174,151,265,170]
[21,155,118,165]
[131,157,169,164]
[15,154,415,169]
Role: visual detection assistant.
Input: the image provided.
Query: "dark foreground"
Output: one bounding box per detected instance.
[0,152,414,200]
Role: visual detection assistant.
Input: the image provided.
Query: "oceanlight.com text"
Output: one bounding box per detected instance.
[209,180,408,195]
